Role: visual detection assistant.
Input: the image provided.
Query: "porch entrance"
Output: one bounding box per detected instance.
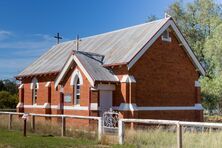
[99,90,113,117]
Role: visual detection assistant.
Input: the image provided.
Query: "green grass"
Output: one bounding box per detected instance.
[0,128,98,148]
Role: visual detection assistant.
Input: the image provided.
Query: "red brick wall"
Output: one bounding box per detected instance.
[129,31,200,107]
[22,75,59,106]
[112,65,128,106]
[62,67,75,106]
[61,66,91,107]
[21,65,91,119]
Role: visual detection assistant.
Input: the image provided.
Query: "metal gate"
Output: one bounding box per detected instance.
[102,108,119,132]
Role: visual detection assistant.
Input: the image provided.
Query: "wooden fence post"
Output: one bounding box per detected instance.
[177,122,182,148]
[118,120,125,145]
[61,116,66,137]
[98,118,102,141]
[23,118,27,137]
[31,115,35,131]
[8,114,12,130]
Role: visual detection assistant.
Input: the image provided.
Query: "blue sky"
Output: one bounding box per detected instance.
[0,0,218,79]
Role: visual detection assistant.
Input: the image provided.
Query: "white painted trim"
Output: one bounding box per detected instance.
[23,104,89,110]
[21,103,203,111]
[127,19,205,76]
[113,103,203,111]
[90,103,98,110]
[43,103,50,108]
[161,36,172,42]
[195,81,201,87]
[50,105,58,109]
[138,104,203,111]
[60,85,64,93]
[90,87,97,91]
[23,104,46,109]
[30,77,39,89]
[96,84,116,91]
[118,103,137,111]
[55,55,74,88]
[18,84,24,89]
[70,69,83,86]
[113,75,120,81]
[45,82,51,87]
[55,54,95,87]
[64,105,88,110]
[16,102,23,108]
[161,29,172,42]
[120,75,136,83]
[73,55,95,86]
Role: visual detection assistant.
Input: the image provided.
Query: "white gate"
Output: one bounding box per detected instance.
[103,108,119,131]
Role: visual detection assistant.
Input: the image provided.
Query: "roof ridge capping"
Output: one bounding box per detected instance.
[53,17,171,46]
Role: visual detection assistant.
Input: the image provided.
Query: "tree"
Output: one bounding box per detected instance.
[204,23,222,76]
[0,79,18,109]
[3,79,18,94]
[146,15,158,22]
[167,0,222,62]
[0,91,18,109]
[166,0,222,113]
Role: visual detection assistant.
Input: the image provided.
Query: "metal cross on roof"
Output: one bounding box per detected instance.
[54,33,63,44]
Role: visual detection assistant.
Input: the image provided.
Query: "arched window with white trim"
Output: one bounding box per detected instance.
[71,69,83,105]
[31,78,38,104]
[74,77,81,105]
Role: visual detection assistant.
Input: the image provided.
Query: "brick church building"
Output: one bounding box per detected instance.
[16,17,205,122]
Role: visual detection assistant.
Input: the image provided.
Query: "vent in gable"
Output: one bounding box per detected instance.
[161,29,171,42]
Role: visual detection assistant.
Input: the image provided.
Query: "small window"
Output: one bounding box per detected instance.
[161,30,171,42]
[32,78,38,104]
[74,78,81,105]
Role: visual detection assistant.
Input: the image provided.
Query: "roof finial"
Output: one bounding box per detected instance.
[76,34,81,51]
[165,12,171,19]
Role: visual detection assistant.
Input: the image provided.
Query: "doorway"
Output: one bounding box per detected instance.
[99,90,113,117]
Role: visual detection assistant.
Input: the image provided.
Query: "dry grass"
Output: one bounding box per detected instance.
[0,114,97,141]
[2,114,222,147]
[117,126,222,148]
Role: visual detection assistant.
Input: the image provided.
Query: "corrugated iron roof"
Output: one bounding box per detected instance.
[17,18,169,77]
[75,51,119,82]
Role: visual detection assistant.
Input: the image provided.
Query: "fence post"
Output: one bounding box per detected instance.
[31,115,35,131]
[177,122,182,148]
[118,119,124,145]
[23,118,27,137]
[98,117,102,141]
[61,116,66,137]
[8,114,12,130]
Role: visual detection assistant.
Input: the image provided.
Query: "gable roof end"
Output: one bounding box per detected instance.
[127,18,205,76]
[54,51,119,88]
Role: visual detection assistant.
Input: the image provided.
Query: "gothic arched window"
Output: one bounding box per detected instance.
[71,69,83,105]
[74,77,81,105]
[31,78,38,104]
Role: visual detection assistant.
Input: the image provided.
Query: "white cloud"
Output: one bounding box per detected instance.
[0,31,56,79]
[0,32,54,49]
[0,40,53,50]
[0,30,13,41]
